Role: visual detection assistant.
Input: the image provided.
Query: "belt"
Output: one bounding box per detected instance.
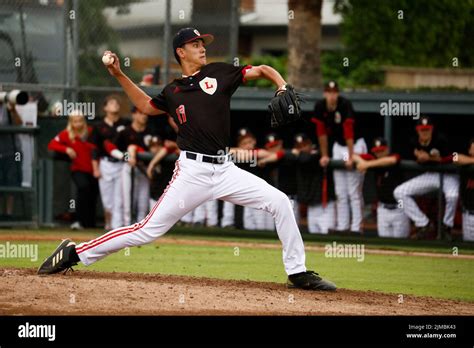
[381,203,398,210]
[186,151,229,164]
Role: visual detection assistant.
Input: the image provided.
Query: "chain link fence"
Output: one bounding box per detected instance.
[0,0,240,226]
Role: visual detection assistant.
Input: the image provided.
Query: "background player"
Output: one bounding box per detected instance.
[311,81,367,234]
[91,95,129,230]
[48,111,98,230]
[108,106,154,225]
[259,133,336,234]
[394,116,459,240]
[353,138,409,238]
[38,27,336,291]
[148,136,179,209]
[220,127,257,229]
[454,138,474,241]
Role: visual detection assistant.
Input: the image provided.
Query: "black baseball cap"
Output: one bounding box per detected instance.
[294,133,311,147]
[149,135,163,147]
[237,128,255,143]
[324,80,339,92]
[173,28,214,62]
[416,116,434,131]
[371,137,388,153]
[264,133,281,149]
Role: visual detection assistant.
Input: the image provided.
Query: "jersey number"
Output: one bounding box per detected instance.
[176,105,187,124]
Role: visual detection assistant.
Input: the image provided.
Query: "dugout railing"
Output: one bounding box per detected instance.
[134,152,474,239]
[0,126,40,228]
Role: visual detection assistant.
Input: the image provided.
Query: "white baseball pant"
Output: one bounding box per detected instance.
[376,204,410,238]
[462,212,474,241]
[76,151,306,275]
[193,200,218,226]
[332,138,367,232]
[220,201,235,227]
[307,202,336,234]
[122,164,150,226]
[393,173,459,227]
[98,160,124,230]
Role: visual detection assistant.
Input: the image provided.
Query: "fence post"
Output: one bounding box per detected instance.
[384,115,392,150]
[71,0,79,103]
[162,0,171,84]
[229,0,240,63]
[130,166,135,223]
[437,173,444,239]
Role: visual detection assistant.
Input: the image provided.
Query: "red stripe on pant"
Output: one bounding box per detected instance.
[76,160,181,254]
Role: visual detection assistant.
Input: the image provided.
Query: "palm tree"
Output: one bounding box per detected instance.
[287,0,323,89]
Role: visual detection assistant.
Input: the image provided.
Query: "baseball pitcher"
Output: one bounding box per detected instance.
[38,27,336,291]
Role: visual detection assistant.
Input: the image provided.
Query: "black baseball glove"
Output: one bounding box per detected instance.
[268,84,304,128]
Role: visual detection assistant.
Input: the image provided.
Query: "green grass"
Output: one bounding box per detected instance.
[4,226,474,254]
[1,237,473,302]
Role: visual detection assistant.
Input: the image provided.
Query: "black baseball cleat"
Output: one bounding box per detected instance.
[437,224,452,241]
[412,224,430,240]
[37,239,80,275]
[287,271,337,291]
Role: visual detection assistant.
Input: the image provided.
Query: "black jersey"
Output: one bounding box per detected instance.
[150,62,250,155]
[363,154,404,205]
[312,96,356,147]
[410,133,452,163]
[91,118,130,159]
[277,159,297,195]
[281,150,335,205]
[150,159,176,200]
[113,125,154,153]
[262,153,297,195]
[460,166,474,211]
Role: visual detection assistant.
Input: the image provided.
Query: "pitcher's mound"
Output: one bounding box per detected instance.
[1,268,472,315]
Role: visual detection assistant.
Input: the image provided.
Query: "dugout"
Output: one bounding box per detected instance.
[3,89,473,229]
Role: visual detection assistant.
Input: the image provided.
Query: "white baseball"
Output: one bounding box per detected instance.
[102,54,114,65]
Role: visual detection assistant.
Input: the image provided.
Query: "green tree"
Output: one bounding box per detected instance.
[334,0,474,69]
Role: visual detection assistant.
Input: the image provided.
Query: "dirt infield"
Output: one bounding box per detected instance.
[1,268,472,315]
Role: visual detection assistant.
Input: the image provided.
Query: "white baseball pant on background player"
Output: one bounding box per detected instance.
[193,200,218,226]
[76,151,306,275]
[288,195,299,224]
[220,201,235,227]
[180,210,194,224]
[332,138,367,232]
[376,204,410,238]
[244,207,275,230]
[393,173,459,227]
[122,164,150,226]
[98,159,124,229]
[307,202,336,234]
[462,211,474,241]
